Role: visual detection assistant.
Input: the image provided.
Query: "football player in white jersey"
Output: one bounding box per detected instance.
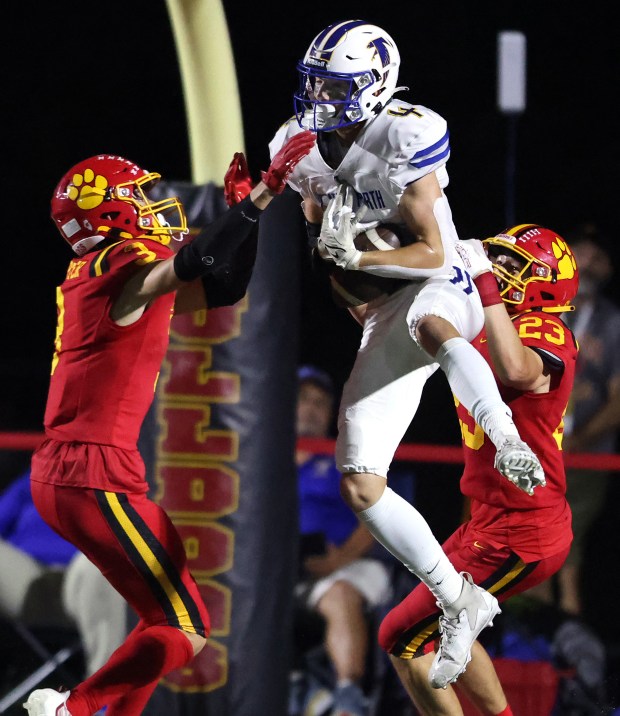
[265,19,546,689]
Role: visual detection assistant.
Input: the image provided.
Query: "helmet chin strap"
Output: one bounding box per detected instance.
[72,234,106,256]
[360,84,410,124]
[302,104,338,130]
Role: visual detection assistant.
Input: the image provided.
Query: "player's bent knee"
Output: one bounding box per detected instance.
[415,314,457,357]
[340,472,385,511]
[318,579,364,615]
[183,630,207,656]
[377,610,399,654]
[340,473,360,506]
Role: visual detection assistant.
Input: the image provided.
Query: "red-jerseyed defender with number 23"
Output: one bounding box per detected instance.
[23,131,315,716]
[381,225,579,714]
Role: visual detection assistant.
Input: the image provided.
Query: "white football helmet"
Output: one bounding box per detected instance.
[294,20,402,132]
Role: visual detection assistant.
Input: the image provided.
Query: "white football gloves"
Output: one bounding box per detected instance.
[455,238,493,279]
[317,183,364,270]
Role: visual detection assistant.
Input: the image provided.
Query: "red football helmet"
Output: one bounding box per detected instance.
[483,224,579,313]
[51,154,188,256]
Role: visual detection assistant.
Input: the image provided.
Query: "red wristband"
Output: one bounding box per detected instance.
[474,272,503,307]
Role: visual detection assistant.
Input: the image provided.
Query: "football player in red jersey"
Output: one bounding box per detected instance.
[23,131,316,716]
[378,225,579,713]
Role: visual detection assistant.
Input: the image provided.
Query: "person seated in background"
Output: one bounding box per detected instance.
[555,223,620,617]
[0,468,127,677]
[292,365,392,716]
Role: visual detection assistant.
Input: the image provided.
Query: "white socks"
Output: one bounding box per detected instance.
[353,336,519,607]
[358,487,463,605]
[436,337,519,449]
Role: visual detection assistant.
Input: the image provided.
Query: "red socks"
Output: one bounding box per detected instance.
[68,626,194,716]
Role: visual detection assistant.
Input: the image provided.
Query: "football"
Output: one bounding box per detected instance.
[327,225,407,308]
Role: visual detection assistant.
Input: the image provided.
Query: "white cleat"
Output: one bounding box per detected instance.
[494,437,546,496]
[23,689,71,716]
[429,573,501,689]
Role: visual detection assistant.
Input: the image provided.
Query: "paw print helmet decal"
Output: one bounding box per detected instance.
[51,155,188,255]
[483,224,579,314]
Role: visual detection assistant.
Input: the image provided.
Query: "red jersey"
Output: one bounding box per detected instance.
[43,239,175,450]
[456,310,578,560]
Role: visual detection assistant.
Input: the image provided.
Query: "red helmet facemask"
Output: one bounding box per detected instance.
[483,224,579,314]
[51,154,188,256]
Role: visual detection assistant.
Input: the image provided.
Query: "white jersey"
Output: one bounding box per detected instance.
[269,99,451,233]
[270,103,487,476]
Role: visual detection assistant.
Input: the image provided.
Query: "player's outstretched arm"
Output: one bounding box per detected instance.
[224,130,317,209]
[174,129,315,283]
[112,132,316,320]
[172,130,316,313]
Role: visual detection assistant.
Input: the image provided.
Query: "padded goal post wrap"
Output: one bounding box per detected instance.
[139,184,302,716]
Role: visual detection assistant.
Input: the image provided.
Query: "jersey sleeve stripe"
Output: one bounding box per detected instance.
[411,147,451,169]
[89,241,124,278]
[409,130,451,168]
[411,129,450,159]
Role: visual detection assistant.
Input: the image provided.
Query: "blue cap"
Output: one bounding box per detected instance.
[297,365,334,395]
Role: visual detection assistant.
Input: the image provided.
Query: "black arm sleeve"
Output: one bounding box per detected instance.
[200,230,258,308]
[173,195,263,282]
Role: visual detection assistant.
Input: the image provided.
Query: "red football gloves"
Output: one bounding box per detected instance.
[260,129,316,194]
[223,130,316,207]
[224,152,254,208]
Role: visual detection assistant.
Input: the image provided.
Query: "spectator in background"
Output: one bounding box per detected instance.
[292,365,391,716]
[558,223,620,616]
[0,469,126,677]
